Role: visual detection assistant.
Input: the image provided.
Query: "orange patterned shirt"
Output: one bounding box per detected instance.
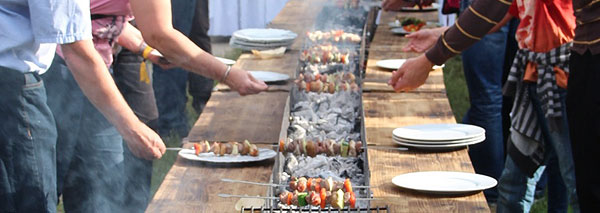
[508,0,575,88]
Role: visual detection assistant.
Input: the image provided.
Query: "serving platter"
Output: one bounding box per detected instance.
[178,148,276,163]
[392,171,497,195]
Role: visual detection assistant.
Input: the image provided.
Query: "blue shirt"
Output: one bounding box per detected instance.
[0,0,92,73]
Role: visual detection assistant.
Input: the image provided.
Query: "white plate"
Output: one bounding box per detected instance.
[392,134,485,145]
[229,39,292,51]
[233,28,297,42]
[178,148,276,163]
[376,59,444,70]
[216,57,236,65]
[401,3,440,11]
[393,135,485,150]
[393,124,485,141]
[376,59,406,70]
[249,71,290,83]
[230,37,293,46]
[391,27,411,35]
[392,171,497,195]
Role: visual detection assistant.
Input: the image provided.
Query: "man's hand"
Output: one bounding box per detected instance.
[402,27,447,53]
[121,121,166,160]
[224,67,268,95]
[61,40,167,160]
[388,54,434,92]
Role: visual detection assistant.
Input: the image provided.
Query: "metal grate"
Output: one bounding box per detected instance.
[240,205,389,213]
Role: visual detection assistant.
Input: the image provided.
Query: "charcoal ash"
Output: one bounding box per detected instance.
[288,90,361,142]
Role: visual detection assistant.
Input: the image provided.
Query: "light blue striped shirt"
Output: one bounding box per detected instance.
[0,0,92,73]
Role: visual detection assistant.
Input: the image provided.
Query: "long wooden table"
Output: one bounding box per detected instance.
[147,1,490,212]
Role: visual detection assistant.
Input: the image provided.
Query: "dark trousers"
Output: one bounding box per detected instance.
[461,25,508,203]
[0,68,57,213]
[188,0,214,113]
[44,56,124,213]
[567,51,600,212]
[113,49,157,212]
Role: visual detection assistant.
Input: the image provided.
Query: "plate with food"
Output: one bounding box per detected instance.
[392,17,426,33]
[178,140,277,163]
[400,2,440,12]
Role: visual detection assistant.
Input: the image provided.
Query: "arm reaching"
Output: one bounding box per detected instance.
[390,0,512,92]
[402,27,448,53]
[60,39,166,160]
[117,22,174,69]
[129,0,267,96]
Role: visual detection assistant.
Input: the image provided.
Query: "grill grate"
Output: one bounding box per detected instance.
[240,205,389,213]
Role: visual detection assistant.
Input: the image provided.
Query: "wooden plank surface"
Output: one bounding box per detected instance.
[147,144,275,213]
[363,92,456,146]
[368,149,490,212]
[363,92,490,212]
[187,92,288,143]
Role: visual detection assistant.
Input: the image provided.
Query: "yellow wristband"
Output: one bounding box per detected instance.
[142,46,153,59]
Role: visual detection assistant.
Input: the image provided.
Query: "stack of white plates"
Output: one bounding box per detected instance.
[229,28,297,51]
[392,124,485,150]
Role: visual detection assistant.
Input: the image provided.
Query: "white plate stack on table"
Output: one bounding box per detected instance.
[391,171,497,195]
[392,123,485,150]
[229,28,297,51]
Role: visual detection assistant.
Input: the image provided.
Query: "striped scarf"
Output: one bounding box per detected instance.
[503,42,571,141]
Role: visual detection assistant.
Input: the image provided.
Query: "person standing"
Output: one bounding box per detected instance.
[566,0,600,211]
[0,1,166,212]
[383,0,507,203]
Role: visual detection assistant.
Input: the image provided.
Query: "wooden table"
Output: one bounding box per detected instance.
[362,9,490,213]
[148,1,490,212]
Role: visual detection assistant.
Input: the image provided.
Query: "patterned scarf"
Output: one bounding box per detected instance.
[503,42,571,141]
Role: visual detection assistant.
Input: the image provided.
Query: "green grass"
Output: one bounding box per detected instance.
[442,56,470,123]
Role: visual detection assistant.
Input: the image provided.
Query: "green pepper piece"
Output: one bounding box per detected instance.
[297,192,308,206]
[341,141,349,157]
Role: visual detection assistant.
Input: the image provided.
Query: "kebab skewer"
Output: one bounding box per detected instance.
[192,140,259,157]
[278,189,356,209]
[218,191,374,209]
[221,177,369,192]
[279,139,363,157]
[295,72,359,94]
